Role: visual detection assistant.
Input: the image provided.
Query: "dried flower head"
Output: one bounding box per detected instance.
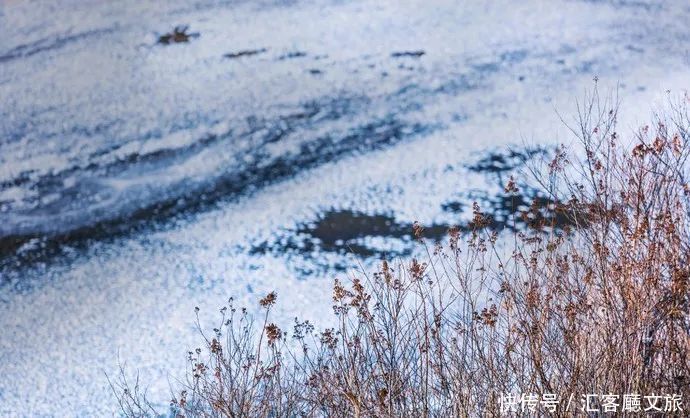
[265,323,282,346]
[259,291,277,308]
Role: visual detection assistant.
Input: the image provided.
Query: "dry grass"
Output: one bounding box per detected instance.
[112,90,690,417]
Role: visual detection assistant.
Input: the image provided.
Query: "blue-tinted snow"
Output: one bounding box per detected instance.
[1,0,689,415]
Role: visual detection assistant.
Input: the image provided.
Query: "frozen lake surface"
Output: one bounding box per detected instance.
[1,0,689,415]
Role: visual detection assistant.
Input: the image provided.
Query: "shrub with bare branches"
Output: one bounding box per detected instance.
[113,91,690,417]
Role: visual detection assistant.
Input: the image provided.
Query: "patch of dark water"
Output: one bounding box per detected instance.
[391,51,425,58]
[278,51,307,60]
[465,146,550,195]
[0,109,435,272]
[252,146,582,264]
[224,48,267,59]
[0,28,114,63]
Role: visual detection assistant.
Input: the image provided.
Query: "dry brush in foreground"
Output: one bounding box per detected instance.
[112,92,690,417]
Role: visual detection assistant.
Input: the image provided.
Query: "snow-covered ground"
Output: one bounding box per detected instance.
[1,0,689,415]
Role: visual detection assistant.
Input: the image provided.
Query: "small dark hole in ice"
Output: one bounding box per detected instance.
[223,48,267,59]
[391,50,425,58]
